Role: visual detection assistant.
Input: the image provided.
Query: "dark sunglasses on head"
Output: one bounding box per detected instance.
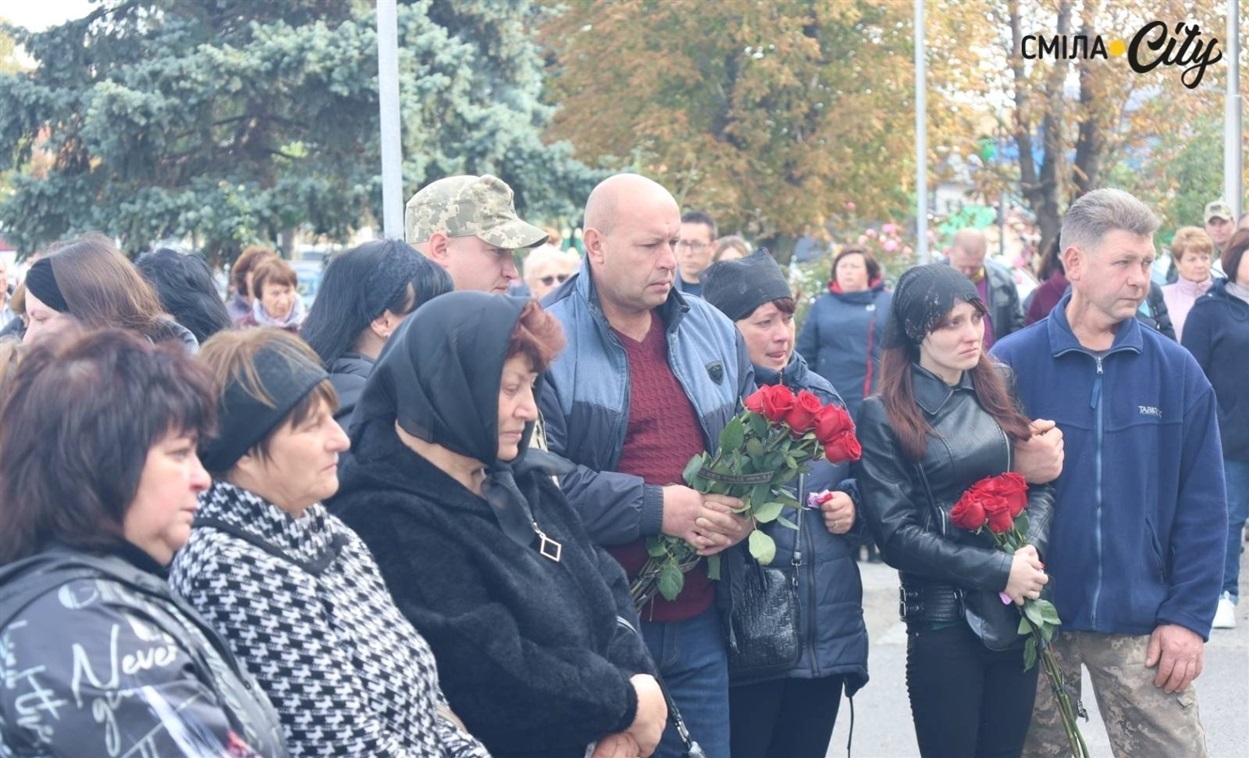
[540,274,571,286]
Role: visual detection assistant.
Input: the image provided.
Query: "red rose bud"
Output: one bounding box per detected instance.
[759,384,796,423]
[823,429,862,463]
[784,389,823,434]
[985,472,1030,518]
[743,387,767,416]
[814,404,855,446]
[950,493,987,531]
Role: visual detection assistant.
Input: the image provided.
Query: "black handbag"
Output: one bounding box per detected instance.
[725,513,803,680]
[913,464,1024,652]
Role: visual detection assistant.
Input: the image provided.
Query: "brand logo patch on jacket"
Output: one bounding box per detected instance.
[706,361,724,384]
[1138,405,1162,418]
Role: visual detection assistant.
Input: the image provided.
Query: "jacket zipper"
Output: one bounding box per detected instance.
[797,473,820,678]
[1090,356,1105,628]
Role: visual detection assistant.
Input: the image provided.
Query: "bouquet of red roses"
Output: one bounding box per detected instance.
[950,473,1089,758]
[629,384,860,609]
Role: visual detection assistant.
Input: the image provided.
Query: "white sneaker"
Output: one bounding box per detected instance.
[1212,593,1236,629]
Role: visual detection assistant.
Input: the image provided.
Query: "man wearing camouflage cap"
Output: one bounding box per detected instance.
[405,175,548,293]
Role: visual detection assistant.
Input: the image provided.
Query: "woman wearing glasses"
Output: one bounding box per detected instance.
[522,245,580,301]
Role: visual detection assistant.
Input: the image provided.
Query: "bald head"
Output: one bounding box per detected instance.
[584,174,677,237]
[949,229,988,279]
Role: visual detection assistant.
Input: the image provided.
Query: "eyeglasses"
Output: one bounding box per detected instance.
[676,240,710,252]
[539,274,571,286]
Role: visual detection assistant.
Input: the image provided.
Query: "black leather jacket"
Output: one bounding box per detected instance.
[853,364,1054,643]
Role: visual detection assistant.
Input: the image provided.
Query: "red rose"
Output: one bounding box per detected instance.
[823,428,862,463]
[950,492,987,531]
[743,387,767,416]
[982,497,1015,534]
[758,384,796,423]
[981,472,1029,518]
[814,404,855,446]
[784,390,823,434]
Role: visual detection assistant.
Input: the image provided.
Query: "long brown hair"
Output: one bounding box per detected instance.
[877,310,1031,463]
[49,234,178,342]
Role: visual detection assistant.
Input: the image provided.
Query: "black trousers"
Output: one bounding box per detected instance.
[906,623,1038,758]
[728,675,844,758]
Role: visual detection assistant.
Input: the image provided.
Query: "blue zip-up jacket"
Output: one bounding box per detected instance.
[991,294,1227,639]
[796,281,891,420]
[539,264,754,546]
[753,353,868,693]
[1181,278,1249,462]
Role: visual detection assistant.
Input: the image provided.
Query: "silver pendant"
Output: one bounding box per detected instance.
[537,531,563,562]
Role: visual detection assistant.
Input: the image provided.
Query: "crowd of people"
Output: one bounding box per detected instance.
[0,173,1244,758]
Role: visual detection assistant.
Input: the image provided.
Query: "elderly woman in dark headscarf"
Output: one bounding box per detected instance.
[852,264,1056,757]
[330,291,668,758]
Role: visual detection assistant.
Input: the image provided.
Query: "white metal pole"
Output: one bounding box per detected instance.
[1225,0,1243,220]
[916,0,929,263]
[377,0,403,239]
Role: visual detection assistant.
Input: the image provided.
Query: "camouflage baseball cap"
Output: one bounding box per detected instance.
[1204,200,1234,223]
[404,175,547,249]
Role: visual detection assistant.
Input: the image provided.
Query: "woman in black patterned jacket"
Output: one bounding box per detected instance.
[169,327,487,757]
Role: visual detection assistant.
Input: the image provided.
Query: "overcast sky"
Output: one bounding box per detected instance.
[3,0,94,31]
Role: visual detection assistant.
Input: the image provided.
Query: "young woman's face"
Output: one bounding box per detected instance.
[497,354,540,462]
[918,301,984,384]
[736,302,795,372]
[22,291,80,346]
[123,431,211,565]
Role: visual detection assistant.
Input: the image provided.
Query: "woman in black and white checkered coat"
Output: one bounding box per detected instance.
[170,327,488,757]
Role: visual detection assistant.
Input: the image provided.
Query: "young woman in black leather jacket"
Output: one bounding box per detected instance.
[853,264,1056,758]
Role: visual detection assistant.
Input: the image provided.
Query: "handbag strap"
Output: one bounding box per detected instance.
[912,463,941,527]
[615,616,707,758]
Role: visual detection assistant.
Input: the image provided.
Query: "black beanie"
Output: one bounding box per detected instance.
[883,263,984,348]
[699,248,792,322]
[24,258,71,314]
[199,345,328,472]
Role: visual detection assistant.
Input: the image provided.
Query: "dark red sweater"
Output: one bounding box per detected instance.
[609,317,712,622]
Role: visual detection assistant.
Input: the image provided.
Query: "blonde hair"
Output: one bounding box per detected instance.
[1170,226,1214,263]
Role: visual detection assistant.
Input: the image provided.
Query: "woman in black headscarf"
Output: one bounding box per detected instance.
[852,264,1056,757]
[329,291,667,758]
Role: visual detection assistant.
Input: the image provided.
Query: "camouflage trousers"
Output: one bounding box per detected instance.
[1023,630,1207,758]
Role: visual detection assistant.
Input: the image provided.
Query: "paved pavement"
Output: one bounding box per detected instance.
[826,547,1249,757]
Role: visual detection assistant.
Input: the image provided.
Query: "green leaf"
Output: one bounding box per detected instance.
[749,483,771,510]
[719,416,745,454]
[777,468,799,485]
[1018,614,1033,635]
[1024,600,1046,627]
[646,537,668,558]
[658,563,685,601]
[681,453,705,488]
[1024,635,1038,671]
[754,501,784,524]
[748,530,777,564]
[1014,513,1030,535]
[784,454,797,468]
[775,515,799,530]
[706,554,721,581]
[1041,622,1054,641]
[775,491,799,507]
[1037,599,1062,625]
[748,413,769,439]
[746,437,765,460]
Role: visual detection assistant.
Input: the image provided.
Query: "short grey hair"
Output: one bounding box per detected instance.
[1060,189,1159,255]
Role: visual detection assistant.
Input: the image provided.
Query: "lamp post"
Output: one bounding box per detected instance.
[915,0,929,262]
[377,0,403,239]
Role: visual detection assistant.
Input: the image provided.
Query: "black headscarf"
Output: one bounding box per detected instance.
[882,263,984,348]
[354,290,536,461]
[353,291,555,550]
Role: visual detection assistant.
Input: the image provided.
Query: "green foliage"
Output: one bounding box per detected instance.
[748,529,777,564]
[0,0,595,257]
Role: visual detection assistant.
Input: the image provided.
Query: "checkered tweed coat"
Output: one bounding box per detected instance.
[170,481,489,757]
